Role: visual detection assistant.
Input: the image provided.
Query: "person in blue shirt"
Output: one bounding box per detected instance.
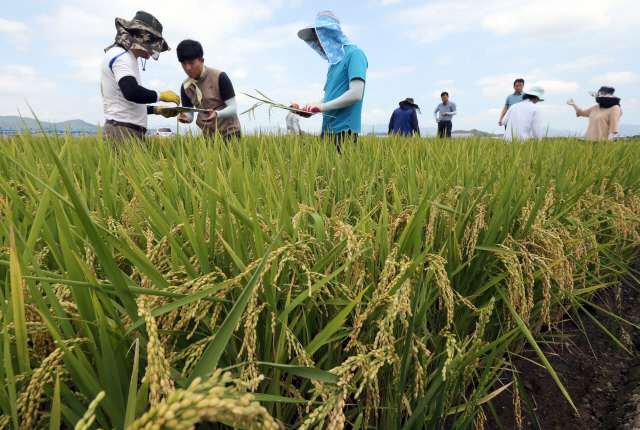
[499,78,525,128]
[389,98,421,137]
[298,11,368,153]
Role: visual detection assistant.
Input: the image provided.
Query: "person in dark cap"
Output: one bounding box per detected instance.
[388,98,421,137]
[101,11,180,145]
[567,86,622,141]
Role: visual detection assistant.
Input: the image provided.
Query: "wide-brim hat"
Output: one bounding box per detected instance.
[399,98,421,113]
[297,11,352,65]
[589,86,618,98]
[114,11,169,58]
[524,86,545,102]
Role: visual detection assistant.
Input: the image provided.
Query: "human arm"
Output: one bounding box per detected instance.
[178,84,195,123]
[532,107,542,141]
[502,106,511,127]
[200,98,237,122]
[296,116,302,135]
[199,73,238,122]
[434,107,439,122]
[608,106,621,139]
[118,77,179,118]
[499,105,508,126]
[411,109,420,136]
[118,76,159,104]
[388,111,395,135]
[304,79,364,112]
[567,99,593,117]
[444,103,457,116]
[304,48,366,113]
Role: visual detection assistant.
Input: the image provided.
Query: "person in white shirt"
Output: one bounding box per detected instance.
[503,86,545,142]
[286,104,303,135]
[101,11,180,145]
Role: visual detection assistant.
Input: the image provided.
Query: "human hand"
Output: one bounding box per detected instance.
[178,113,189,123]
[159,90,180,105]
[202,109,217,122]
[442,112,447,116]
[566,98,576,106]
[156,106,178,118]
[499,120,502,126]
[303,101,324,113]
[435,119,440,123]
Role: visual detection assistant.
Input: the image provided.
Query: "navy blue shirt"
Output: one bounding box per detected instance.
[389,107,420,136]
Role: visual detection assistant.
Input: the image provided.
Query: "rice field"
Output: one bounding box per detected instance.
[0,130,639,430]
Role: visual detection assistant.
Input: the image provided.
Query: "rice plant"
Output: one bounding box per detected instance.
[0,129,639,430]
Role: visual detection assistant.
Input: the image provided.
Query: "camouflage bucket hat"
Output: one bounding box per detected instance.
[107,11,170,60]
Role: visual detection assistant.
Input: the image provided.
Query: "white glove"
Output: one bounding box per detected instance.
[566,98,576,106]
[302,101,325,113]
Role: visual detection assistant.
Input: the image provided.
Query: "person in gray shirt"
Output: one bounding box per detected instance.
[499,78,525,128]
[434,92,457,138]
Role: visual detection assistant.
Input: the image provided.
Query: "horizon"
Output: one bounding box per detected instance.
[1,0,639,135]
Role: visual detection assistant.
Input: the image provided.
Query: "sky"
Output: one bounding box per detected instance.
[1,0,639,135]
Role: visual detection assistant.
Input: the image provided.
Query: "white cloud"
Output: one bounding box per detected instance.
[434,55,451,66]
[368,67,416,80]
[0,18,29,45]
[590,71,640,85]
[435,79,455,86]
[530,80,580,94]
[429,88,464,98]
[538,104,569,115]
[481,0,612,37]
[0,65,55,98]
[148,79,168,87]
[476,72,534,97]
[392,0,639,44]
[463,108,504,125]
[553,55,615,70]
[474,69,579,97]
[230,69,248,79]
[361,109,391,125]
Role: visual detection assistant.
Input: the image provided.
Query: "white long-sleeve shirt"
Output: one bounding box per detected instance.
[503,99,542,141]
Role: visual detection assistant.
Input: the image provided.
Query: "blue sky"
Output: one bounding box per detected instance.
[1,0,639,134]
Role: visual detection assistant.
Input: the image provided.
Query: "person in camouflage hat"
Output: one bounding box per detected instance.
[101,11,180,145]
[104,11,170,61]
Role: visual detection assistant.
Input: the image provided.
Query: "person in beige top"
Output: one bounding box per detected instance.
[176,39,242,142]
[567,86,621,141]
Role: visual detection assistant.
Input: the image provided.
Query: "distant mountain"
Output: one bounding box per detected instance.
[362,124,495,137]
[364,123,640,138]
[0,116,98,131]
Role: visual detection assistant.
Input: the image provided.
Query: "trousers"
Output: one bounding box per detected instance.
[437,121,452,138]
[321,130,358,154]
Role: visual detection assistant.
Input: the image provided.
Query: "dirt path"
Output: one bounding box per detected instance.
[485,261,640,430]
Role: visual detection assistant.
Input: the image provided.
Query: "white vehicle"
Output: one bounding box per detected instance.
[155,127,174,138]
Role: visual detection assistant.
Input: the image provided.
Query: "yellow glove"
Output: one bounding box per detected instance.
[155,106,177,118]
[159,90,180,105]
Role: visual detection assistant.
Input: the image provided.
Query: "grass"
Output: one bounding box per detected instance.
[0,129,639,430]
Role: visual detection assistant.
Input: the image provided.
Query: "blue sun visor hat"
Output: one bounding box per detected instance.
[524,86,545,102]
[297,11,353,65]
